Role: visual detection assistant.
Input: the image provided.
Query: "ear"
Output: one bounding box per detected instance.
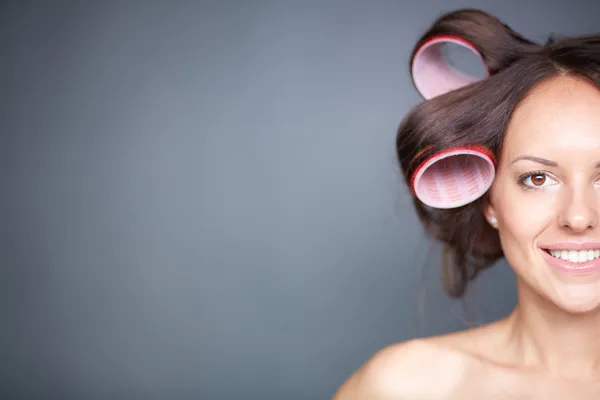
[483,197,498,229]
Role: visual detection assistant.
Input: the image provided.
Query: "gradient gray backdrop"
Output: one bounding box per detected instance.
[2,1,599,399]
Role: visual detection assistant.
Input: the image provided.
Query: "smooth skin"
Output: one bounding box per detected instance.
[332,75,600,399]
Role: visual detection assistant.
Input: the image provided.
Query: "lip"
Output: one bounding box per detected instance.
[539,242,600,251]
[541,248,600,275]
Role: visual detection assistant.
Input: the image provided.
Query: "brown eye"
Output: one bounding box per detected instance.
[531,174,546,186]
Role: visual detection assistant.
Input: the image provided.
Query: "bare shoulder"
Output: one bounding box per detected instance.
[331,338,478,400]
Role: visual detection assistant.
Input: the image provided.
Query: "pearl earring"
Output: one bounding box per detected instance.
[489,216,497,225]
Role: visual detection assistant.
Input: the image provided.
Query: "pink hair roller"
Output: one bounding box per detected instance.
[410,146,496,209]
[411,35,490,100]
[408,35,494,208]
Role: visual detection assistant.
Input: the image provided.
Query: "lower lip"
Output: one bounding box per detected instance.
[541,249,600,275]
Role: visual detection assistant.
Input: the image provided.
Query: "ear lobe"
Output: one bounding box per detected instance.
[483,198,498,228]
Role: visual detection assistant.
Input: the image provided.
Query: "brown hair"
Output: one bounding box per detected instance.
[397,9,600,297]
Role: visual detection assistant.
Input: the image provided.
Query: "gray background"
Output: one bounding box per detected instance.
[1,1,598,399]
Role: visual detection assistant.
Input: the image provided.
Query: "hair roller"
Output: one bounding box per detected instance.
[411,35,488,100]
[410,145,496,209]
[409,9,539,100]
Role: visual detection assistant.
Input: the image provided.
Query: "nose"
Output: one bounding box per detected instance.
[558,185,599,232]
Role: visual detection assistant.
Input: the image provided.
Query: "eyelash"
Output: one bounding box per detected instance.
[517,171,600,191]
[517,170,552,191]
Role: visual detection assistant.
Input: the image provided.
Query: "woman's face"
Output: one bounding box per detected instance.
[487,75,600,313]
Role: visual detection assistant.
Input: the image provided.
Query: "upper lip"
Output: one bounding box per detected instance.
[540,242,600,251]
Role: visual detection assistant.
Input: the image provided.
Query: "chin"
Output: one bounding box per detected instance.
[534,248,600,314]
[547,285,600,315]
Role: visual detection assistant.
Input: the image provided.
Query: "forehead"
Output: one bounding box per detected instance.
[502,75,600,158]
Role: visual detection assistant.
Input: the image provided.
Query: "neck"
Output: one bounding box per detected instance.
[505,279,600,380]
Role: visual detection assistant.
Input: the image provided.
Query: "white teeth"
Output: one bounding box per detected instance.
[549,249,600,263]
[570,250,578,263]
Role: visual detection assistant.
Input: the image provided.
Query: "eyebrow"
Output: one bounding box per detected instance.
[510,155,558,166]
[510,155,600,168]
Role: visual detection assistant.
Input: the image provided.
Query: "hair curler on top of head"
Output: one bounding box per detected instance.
[410,8,539,101]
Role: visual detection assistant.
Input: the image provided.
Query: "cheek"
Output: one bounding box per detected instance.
[496,191,554,279]
[504,197,553,236]
[494,183,556,251]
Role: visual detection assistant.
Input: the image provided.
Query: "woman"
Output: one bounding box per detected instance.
[333,9,600,399]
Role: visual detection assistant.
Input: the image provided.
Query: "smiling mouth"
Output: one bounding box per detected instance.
[543,249,600,264]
